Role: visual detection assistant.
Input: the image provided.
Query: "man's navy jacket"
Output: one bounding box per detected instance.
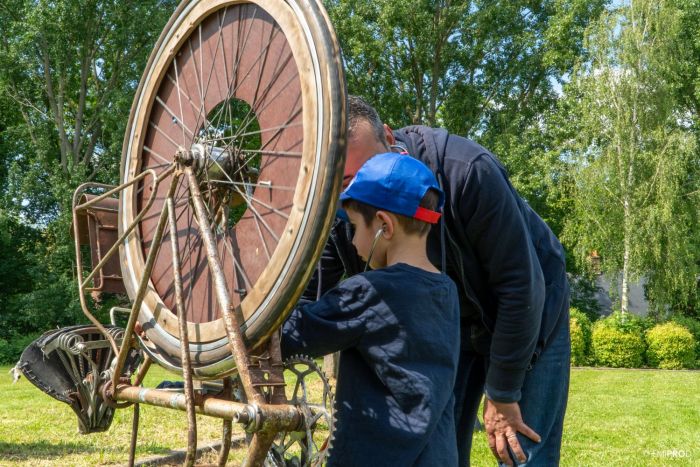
[306,125,569,403]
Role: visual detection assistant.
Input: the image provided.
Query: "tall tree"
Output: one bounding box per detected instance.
[326,0,605,235]
[326,1,604,130]
[0,0,176,223]
[0,1,176,349]
[561,0,700,314]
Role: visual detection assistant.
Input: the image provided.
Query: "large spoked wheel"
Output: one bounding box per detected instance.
[119,0,345,379]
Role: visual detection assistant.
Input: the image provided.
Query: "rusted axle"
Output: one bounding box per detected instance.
[115,385,302,432]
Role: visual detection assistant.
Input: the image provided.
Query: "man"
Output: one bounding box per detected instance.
[304,95,571,466]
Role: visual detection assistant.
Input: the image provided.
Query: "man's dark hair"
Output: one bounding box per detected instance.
[342,189,440,236]
[348,95,388,149]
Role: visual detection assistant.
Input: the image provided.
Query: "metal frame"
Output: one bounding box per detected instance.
[70,159,306,467]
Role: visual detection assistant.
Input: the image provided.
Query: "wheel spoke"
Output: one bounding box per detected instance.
[148,120,182,150]
[172,55,191,145]
[253,213,272,261]
[155,96,195,142]
[143,145,172,166]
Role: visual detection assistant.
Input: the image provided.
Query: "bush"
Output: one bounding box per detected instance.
[591,315,646,368]
[570,307,593,366]
[645,323,696,369]
[670,315,700,364]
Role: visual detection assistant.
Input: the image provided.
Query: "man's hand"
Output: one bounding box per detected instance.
[483,398,541,466]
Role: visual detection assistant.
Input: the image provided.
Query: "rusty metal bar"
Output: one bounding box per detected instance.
[115,386,301,429]
[133,355,152,387]
[116,385,251,420]
[245,430,277,467]
[167,196,197,467]
[111,174,180,390]
[218,378,233,467]
[128,403,140,467]
[127,354,152,467]
[109,306,131,326]
[184,166,264,406]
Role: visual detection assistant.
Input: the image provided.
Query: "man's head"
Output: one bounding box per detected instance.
[340,152,443,268]
[344,96,395,188]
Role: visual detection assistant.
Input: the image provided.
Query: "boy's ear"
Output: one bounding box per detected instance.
[376,211,394,238]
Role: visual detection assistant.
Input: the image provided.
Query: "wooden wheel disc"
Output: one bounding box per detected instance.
[119,0,345,378]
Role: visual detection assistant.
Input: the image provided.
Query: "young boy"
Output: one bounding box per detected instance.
[281,152,460,466]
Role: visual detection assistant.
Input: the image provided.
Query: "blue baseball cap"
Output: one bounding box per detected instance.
[339,152,444,224]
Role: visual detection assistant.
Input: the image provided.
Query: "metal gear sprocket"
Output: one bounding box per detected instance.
[266,355,335,467]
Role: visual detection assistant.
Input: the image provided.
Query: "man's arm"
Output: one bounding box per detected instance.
[456,153,545,402]
[455,152,545,465]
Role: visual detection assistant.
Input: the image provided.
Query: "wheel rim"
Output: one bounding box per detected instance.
[119,0,345,377]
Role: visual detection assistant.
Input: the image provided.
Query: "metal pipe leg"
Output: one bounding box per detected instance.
[244,430,277,467]
[167,194,197,466]
[184,166,264,406]
[218,378,233,467]
[128,403,140,467]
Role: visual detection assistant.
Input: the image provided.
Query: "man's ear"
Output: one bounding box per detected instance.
[376,211,394,239]
[383,123,395,146]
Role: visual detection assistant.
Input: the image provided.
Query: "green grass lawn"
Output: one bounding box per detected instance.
[1,365,699,466]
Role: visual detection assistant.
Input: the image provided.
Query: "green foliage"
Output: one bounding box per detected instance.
[0,0,177,223]
[0,333,40,364]
[591,314,646,368]
[570,307,593,365]
[327,0,605,248]
[646,322,696,369]
[597,311,652,335]
[0,214,84,350]
[559,0,700,315]
[569,274,602,320]
[0,212,36,303]
[0,0,176,352]
[670,314,700,360]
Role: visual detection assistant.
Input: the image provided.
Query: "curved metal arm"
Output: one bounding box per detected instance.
[72,166,174,355]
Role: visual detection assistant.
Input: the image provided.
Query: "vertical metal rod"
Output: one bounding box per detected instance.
[266,331,287,404]
[112,175,180,390]
[184,166,264,405]
[244,430,277,467]
[218,378,233,467]
[167,195,197,467]
[128,403,140,467]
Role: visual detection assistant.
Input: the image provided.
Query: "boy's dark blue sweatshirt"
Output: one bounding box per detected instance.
[282,263,460,467]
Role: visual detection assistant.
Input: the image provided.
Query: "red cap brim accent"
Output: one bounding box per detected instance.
[414,206,441,224]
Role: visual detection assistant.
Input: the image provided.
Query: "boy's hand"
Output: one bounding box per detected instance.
[483,398,541,466]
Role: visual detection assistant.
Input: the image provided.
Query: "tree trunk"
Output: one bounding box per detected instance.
[621,197,630,314]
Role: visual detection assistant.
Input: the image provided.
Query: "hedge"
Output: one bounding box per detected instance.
[646,323,696,369]
[591,316,646,368]
[670,315,700,364]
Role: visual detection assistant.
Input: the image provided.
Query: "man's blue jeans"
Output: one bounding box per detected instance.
[454,310,571,466]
